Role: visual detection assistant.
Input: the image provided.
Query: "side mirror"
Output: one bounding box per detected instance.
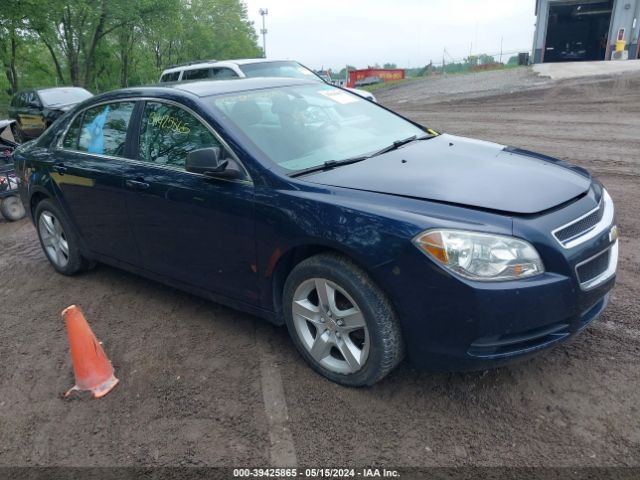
[186,147,224,174]
[185,147,244,180]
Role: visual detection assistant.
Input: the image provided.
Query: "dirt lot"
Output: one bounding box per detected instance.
[1,69,639,470]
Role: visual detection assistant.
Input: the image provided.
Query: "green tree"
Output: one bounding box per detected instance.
[336,65,356,79]
[0,0,27,93]
[478,54,496,65]
[0,0,262,96]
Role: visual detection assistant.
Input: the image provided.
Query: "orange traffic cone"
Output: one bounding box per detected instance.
[62,305,119,399]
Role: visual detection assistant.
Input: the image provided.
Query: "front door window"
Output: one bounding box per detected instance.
[138,102,221,169]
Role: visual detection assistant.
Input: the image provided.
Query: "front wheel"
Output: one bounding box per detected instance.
[283,253,404,386]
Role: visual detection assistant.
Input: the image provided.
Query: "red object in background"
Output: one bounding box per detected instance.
[347,69,406,88]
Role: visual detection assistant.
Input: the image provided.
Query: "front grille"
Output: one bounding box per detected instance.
[576,249,610,284]
[554,203,604,244]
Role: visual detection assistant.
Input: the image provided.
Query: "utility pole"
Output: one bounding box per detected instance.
[442,48,446,75]
[259,8,269,58]
[500,36,504,63]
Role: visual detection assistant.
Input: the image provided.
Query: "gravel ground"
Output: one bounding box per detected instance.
[376,67,551,105]
[1,69,639,470]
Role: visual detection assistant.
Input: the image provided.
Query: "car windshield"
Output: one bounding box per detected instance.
[207,84,426,172]
[38,88,92,106]
[239,61,321,82]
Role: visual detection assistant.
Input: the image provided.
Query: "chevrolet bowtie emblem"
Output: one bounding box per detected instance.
[609,225,620,243]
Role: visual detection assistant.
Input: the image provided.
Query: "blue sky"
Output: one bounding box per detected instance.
[243,0,537,70]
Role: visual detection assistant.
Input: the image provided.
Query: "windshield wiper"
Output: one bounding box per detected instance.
[368,134,433,158]
[289,155,368,178]
[288,134,434,178]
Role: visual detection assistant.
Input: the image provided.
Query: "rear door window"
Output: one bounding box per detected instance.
[76,102,135,157]
[212,68,239,79]
[137,101,221,169]
[182,68,210,81]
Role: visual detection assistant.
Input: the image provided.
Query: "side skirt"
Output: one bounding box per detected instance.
[89,252,283,326]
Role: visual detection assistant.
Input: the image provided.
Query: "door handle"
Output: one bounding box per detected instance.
[53,163,67,175]
[125,179,150,190]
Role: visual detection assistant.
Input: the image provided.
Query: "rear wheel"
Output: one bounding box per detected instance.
[283,253,404,386]
[0,196,26,221]
[34,199,92,275]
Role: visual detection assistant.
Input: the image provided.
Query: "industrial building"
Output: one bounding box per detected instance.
[533,0,640,62]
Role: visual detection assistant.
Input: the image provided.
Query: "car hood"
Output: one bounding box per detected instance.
[303,134,592,215]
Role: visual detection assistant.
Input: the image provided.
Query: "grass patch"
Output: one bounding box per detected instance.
[359,77,421,93]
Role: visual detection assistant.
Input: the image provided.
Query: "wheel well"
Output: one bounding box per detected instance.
[271,246,332,321]
[30,192,49,217]
[271,245,368,322]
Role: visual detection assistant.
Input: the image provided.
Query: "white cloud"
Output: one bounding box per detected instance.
[243,0,536,70]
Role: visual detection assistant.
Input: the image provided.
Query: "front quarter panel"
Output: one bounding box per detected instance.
[254,181,514,317]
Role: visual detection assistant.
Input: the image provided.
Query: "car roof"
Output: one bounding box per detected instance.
[172,77,315,96]
[162,61,220,74]
[94,77,319,101]
[223,58,288,66]
[161,58,300,74]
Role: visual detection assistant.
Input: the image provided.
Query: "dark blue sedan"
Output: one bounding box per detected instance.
[13,78,618,386]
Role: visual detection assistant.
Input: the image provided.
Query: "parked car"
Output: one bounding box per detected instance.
[9,87,93,142]
[160,58,378,102]
[558,41,588,61]
[14,78,617,386]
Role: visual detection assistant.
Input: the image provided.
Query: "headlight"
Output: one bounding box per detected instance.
[413,229,544,281]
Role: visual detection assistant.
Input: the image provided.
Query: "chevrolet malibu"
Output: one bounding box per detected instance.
[13,78,618,386]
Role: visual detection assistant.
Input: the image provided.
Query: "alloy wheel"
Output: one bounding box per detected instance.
[38,211,70,268]
[292,278,370,374]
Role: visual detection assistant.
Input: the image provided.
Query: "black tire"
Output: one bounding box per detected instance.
[283,253,404,387]
[0,196,26,221]
[34,198,93,275]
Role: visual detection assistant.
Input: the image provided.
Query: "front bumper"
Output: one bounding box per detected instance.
[372,190,617,371]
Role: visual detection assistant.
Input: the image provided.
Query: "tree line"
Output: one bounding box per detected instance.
[0,0,262,100]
